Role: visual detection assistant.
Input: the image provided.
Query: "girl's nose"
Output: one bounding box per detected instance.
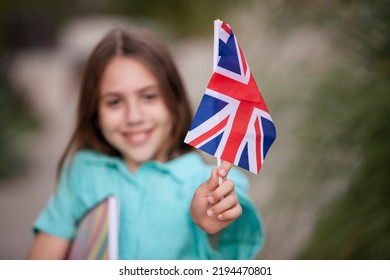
[125,102,143,125]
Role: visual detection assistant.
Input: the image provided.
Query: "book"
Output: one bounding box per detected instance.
[67,196,119,260]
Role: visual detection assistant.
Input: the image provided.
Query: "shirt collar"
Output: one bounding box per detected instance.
[78,149,206,183]
[157,152,205,183]
[77,149,121,166]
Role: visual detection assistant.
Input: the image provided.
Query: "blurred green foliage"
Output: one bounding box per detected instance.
[0,0,71,52]
[0,0,247,48]
[0,1,51,179]
[300,68,390,259]
[104,0,247,37]
[289,0,390,259]
[0,79,38,178]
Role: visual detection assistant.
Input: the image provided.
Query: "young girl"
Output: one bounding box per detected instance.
[28,26,263,259]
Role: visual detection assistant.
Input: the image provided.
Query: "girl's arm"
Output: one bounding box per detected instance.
[27,232,70,259]
[190,161,242,234]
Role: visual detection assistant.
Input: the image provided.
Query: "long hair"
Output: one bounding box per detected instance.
[57,27,194,177]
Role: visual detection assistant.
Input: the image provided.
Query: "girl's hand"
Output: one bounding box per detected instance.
[190,161,242,234]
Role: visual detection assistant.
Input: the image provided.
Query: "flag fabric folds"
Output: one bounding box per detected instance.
[184,21,276,174]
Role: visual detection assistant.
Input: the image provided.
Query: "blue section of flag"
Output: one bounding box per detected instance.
[261,117,276,159]
[199,132,224,155]
[238,143,249,171]
[218,35,241,74]
[219,39,225,56]
[189,94,228,130]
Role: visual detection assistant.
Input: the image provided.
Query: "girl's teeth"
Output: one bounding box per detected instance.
[126,132,149,143]
[131,133,146,142]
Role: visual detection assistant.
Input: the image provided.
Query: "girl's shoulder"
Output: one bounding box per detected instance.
[59,149,122,192]
[61,149,121,177]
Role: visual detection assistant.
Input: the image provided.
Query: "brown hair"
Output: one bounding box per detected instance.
[57,27,194,177]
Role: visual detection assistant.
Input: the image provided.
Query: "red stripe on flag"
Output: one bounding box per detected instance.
[255,117,261,173]
[188,116,229,147]
[221,22,231,34]
[208,72,267,106]
[221,102,253,163]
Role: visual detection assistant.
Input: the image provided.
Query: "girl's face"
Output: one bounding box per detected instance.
[98,56,173,172]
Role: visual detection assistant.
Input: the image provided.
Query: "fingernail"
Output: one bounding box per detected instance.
[217,214,224,220]
[219,169,226,177]
[208,196,215,204]
[207,209,214,217]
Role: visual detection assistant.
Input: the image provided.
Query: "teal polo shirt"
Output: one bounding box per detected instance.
[34,149,263,259]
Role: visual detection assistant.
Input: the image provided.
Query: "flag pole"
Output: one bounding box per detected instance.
[213,19,220,73]
[214,19,223,185]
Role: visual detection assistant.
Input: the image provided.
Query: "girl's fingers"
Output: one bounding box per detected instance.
[217,161,233,179]
[208,180,234,204]
[195,162,233,198]
[196,168,219,197]
[216,204,242,220]
[207,192,238,218]
[206,168,220,192]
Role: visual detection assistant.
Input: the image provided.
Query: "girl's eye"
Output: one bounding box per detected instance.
[106,98,122,107]
[143,93,158,101]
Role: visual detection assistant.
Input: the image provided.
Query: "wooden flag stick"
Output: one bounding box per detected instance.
[214,19,223,185]
[217,158,222,185]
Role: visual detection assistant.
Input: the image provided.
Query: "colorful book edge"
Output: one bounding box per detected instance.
[67,195,119,260]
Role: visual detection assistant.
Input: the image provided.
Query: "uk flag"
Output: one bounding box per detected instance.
[184,21,276,174]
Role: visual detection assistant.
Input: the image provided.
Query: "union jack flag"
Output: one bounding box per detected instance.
[184,21,276,174]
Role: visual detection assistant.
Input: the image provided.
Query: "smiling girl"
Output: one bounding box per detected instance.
[28,27,263,259]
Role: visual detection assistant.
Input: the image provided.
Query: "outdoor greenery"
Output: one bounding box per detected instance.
[287,0,390,259]
[105,0,247,37]
[0,79,38,178]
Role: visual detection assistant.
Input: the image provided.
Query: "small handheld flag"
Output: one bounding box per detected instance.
[184,20,276,174]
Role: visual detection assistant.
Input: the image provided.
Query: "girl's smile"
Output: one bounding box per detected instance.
[122,129,153,145]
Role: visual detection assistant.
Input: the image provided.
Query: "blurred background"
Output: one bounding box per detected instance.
[0,0,389,259]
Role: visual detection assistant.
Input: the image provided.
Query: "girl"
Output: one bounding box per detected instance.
[28,26,263,259]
